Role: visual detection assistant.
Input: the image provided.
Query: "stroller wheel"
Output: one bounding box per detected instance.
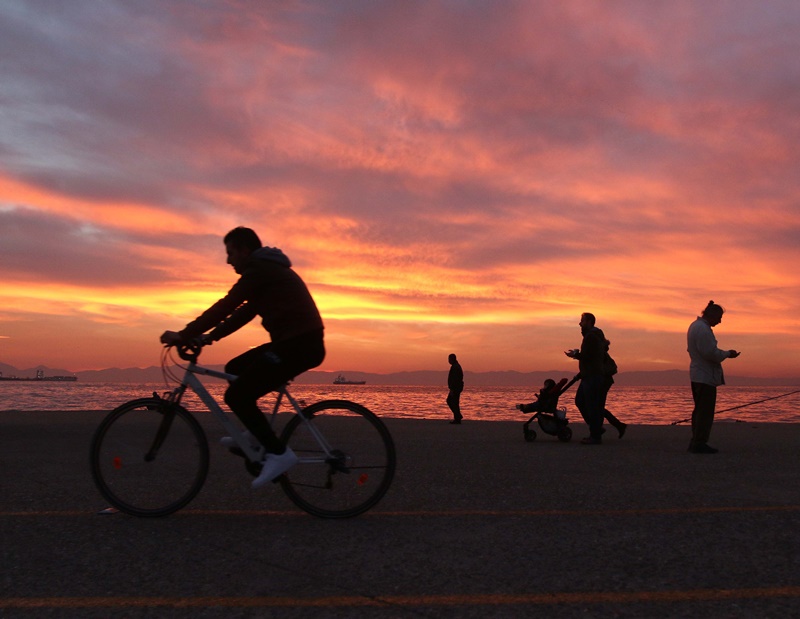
[524,427,537,442]
[557,426,572,442]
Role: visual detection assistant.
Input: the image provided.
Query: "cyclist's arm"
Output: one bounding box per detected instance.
[206,302,258,341]
[179,273,258,339]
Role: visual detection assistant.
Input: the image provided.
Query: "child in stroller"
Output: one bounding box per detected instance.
[516,376,578,442]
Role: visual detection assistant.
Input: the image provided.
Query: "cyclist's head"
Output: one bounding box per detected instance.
[224,227,261,274]
[224,227,262,252]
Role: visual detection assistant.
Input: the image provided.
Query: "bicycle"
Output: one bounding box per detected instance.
[90,342,396,518]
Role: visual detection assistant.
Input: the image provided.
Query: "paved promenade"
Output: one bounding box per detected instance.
[2,410,799,618]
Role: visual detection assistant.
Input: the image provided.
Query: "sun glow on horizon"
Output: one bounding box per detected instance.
[1,2,799,377]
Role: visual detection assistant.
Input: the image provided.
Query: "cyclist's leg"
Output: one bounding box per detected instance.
[272,329,326,377]
[224,344,286,453]
[224,332,325,454]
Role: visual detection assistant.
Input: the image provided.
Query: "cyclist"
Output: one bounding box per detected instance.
[160,226,325,488]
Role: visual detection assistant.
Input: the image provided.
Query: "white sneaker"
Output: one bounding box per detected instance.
[251,448,298,489]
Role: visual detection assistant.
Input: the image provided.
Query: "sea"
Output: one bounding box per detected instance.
[1,382,799,425]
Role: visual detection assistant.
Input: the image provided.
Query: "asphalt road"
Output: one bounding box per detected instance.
[2,411,799,618]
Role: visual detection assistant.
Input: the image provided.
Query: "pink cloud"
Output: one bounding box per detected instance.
[1,1,799,376]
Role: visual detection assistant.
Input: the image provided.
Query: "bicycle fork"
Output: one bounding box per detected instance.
[145,396,177,462]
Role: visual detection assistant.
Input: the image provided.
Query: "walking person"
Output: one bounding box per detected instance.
[599,341,628,438]
[565,313,607,444]
[446,353,464,424]
[687,300,740,454]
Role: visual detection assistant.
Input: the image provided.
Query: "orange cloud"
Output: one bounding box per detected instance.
[1,2,799,379]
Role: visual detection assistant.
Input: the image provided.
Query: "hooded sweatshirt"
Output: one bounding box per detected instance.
[180,246,323,344]
[578,326,607,377]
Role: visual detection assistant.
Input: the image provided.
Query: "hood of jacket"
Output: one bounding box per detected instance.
[250,246,292,267]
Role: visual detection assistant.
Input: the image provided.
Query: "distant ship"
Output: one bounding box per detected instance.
[333,374,366,385]
[0,369,77,382]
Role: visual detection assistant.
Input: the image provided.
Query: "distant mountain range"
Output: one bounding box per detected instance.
[1,361,798,386]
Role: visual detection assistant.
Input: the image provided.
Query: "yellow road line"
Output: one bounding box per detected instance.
[3,587,800,609]
[2,505,800,517]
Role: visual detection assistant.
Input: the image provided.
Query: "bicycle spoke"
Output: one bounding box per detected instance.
[90,398,209,517]
[280,400,395,518]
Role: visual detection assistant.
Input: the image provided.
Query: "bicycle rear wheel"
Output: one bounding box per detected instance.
[90,397,209,517]
[279,399,395,518]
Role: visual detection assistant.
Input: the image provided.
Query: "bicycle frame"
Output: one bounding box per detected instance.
[91,344,396,518]
[166,356,336,465]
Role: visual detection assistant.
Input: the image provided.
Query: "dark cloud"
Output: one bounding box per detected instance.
[1,1,799,374]
[4,0,798,233]
[0,2,283,206]
[0,207,174,286]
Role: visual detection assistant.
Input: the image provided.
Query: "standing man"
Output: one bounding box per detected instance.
[446,353,464,424]
[160,226,325,487]
[565,312,607,444]
[687,300,740,454]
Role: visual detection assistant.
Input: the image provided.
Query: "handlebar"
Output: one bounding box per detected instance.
[172,340,204,362]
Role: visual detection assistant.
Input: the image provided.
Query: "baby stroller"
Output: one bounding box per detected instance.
[517,375,579,443]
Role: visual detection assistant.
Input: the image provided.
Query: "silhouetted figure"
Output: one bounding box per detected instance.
[447,353,464,424]
[598,339,627,438]
[517,377,574,442]
[565,313,626,443]
[687,300,740,454]
[161,226,325,487]
[518,378,560,414]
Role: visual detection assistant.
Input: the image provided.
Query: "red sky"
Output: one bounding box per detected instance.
[1,1,799,378]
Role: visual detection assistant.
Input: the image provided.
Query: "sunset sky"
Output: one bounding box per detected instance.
[2,1,799,378]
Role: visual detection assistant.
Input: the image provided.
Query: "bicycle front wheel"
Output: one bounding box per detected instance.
[90,397,209,517]
[280,399,395,518]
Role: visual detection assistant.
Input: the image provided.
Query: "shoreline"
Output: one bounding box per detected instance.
[2,408,799,424]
